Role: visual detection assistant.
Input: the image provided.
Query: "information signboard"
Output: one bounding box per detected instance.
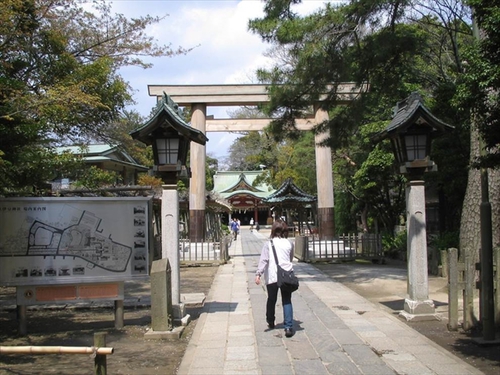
[0,197,152,286]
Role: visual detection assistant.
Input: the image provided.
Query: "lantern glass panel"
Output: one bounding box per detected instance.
[404,134,427,161]
[156,138,179,165]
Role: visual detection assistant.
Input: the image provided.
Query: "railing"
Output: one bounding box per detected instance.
[178,235,231,264]
[0,333,113,375]
[294,233,383,262]
[153,232,231,265]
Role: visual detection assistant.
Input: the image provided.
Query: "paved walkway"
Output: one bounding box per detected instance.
[177,228,483,375]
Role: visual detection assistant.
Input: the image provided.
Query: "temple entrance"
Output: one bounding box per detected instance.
[147,84,366,240]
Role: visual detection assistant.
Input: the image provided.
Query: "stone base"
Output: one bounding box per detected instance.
[176,313,191,327]
[400,298,441,321]
[144,325,185,341]
[399,310,442,322]
[173,303,186,320]
[472,336,500,347]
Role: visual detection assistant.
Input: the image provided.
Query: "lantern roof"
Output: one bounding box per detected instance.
[373,92,454,142]
[130,93,208,146]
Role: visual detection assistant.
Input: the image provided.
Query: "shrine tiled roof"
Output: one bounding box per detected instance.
[213,171,274,200]
[263,178,316,204]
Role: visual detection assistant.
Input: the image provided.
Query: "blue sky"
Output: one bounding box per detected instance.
[103,0,337,160]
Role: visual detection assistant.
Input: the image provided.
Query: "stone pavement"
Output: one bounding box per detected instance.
[177,228,483,375]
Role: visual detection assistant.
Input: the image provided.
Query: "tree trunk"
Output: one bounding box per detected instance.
[460,126,500,330]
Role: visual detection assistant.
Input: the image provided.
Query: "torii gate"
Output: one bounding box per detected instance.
[148,84,365,241]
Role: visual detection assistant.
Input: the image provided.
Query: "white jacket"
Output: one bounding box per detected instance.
[256,238,294,285]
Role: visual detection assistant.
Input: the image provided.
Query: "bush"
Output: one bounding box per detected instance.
[429,231,459,250]
[382,231,407,259]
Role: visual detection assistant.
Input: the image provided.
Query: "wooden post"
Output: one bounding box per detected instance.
[94,332,107,375]
[495,247,500,327]
[440,249,448,278]
[448,248,459,331]
[17,305,27,336]
[114,300,124,330]
[463,250,477,331]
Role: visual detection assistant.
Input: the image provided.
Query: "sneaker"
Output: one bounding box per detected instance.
[267,321,275,329]
[284,328,294,338]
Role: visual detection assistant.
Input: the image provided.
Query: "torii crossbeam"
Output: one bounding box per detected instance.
[148,83,367,240]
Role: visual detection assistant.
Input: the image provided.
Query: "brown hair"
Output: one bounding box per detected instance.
[270,219,288,239]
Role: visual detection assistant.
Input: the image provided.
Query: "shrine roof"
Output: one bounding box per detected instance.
[262,178,316,204]
[212,171,274,200]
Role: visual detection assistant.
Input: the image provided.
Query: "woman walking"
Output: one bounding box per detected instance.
[255,219,295,337]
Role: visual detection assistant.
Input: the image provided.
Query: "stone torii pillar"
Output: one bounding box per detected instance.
[190,104,207,241]
[314,105,335,239]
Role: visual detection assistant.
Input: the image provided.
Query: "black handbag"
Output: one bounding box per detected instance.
[270,240,299,292]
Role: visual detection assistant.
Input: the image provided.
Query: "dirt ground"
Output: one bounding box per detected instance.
[0,266,218,375]
[1,261,499,375]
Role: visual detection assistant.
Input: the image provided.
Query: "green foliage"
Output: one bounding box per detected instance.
[247,131,317,194]
[430,231,460,250]
[334,191,357,234]
[104,110,152,167]
[249,0,473,234]
[456,0,500,168]
[382,230,407,259]
[205,155,219,191]
[73,166,121,190]
[0,0,187,193]
[137,174,163,189]
[221,224,231,235]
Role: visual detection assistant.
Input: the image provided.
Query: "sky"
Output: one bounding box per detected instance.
[103,0,337,160]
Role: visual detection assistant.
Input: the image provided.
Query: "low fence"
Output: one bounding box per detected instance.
[153,234,231,265]
[294,233,383,262]
[178,235,232,265]
[447,248,465,331]
[447,247,499,331]
[0,333,113,375]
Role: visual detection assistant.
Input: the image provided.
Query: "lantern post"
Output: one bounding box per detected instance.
[374,92,453,321]
[131,94,208,325]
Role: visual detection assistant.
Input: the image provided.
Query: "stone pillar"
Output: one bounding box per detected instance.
[149,258,172,332]
[314,105,335,240]
[400,179,438,321]
[162,184,184,319]
[190,103,207,242]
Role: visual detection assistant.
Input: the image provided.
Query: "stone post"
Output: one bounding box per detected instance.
[149,258,172,332]
[161,184,184,319]
[400,179,439,321]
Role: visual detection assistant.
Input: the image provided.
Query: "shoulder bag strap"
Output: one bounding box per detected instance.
[270,239,279,266]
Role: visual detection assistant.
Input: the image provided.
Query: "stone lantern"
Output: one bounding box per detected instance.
[131,93,208,327]
[374,92,453,320]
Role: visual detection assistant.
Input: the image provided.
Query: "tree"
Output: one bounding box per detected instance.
[104,110,153,167]
[250,0,499,329]
[0,0,189,195]
[249,0,472,234]
[461,0,500,169]
[205,154,219,191]
[226,131,276,171]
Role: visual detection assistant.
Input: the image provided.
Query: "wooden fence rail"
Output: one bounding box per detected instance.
[0,333,112,375]
[0,346,113,355]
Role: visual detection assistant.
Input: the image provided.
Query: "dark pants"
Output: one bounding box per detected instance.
[266,282,293,329]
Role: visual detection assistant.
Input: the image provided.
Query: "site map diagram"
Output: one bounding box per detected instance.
[0,200,146,284]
